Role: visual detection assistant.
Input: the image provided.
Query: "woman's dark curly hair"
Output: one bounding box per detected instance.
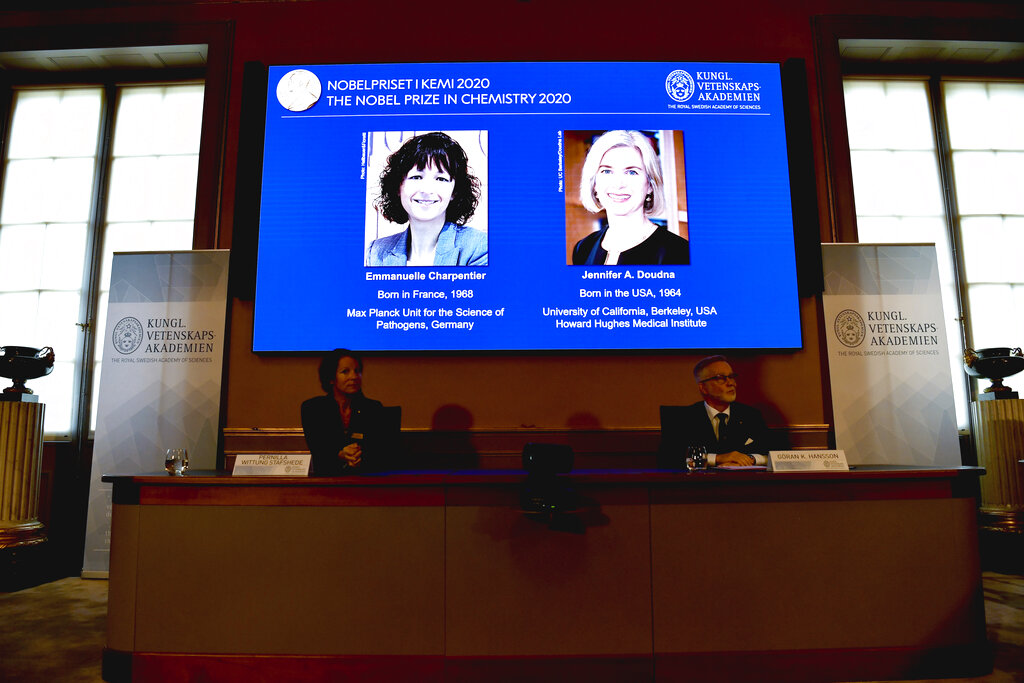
[318,348,363,393]
[375,132,481,225]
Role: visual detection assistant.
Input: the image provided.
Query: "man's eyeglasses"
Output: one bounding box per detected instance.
[698,373,738,384]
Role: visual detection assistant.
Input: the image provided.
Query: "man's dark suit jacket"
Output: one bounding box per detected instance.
[657,401,772,469]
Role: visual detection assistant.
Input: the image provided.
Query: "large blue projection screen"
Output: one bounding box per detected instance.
[254,62,802,352]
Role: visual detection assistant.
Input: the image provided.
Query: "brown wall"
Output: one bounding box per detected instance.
[3,0,1021,451]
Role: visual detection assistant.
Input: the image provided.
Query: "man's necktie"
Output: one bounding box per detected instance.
[716,413,728,450]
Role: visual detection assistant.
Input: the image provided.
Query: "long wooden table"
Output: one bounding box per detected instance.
[101,466,990,682]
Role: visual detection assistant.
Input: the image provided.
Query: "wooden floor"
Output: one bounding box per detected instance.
[0,572,1021,682]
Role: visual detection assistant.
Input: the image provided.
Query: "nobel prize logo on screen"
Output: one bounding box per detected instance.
[834,309,866,348]
[665,70,696,103]
[276,69,322,112]
[112,317,144,355]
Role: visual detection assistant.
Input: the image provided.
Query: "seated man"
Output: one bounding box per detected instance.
[658,355,772,468]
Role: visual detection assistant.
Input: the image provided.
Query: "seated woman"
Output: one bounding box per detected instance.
[367,131,488,267]
[572,130,689,266]
[301,348,387,475]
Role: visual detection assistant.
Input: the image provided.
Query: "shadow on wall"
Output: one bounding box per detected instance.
[566,412,602,455]
[426,404,478,469]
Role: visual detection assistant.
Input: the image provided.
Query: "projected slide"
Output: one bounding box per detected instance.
[254,61,801,351]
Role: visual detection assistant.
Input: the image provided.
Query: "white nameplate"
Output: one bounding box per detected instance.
[769,450,849,472]
[232,454,311,476]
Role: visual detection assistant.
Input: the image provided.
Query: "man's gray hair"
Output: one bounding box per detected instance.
[693,355,728,381]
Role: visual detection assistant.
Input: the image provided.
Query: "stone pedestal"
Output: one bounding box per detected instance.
[971,398,1024,533]
[0,400,46,548]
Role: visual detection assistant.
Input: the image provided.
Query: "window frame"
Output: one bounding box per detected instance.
[0,22,231,447]
[814,16,1024,418]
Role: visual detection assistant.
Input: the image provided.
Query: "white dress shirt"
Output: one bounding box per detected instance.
[703,402,767,466]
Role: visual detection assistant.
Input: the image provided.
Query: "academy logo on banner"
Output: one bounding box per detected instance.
[821,244,960,466]
[111,316,144,354]
[82,251,229,576]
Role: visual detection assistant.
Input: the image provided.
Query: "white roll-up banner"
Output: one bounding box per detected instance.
[822,244,960,466]
[82,251,229,576]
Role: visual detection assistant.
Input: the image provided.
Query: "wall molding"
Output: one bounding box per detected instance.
[222,425,833,469]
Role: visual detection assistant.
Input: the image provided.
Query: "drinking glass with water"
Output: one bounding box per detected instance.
[685,445,708,472]
[165,448,189,476]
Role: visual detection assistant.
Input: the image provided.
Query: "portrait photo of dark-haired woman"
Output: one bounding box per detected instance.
[365,130,489,267]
